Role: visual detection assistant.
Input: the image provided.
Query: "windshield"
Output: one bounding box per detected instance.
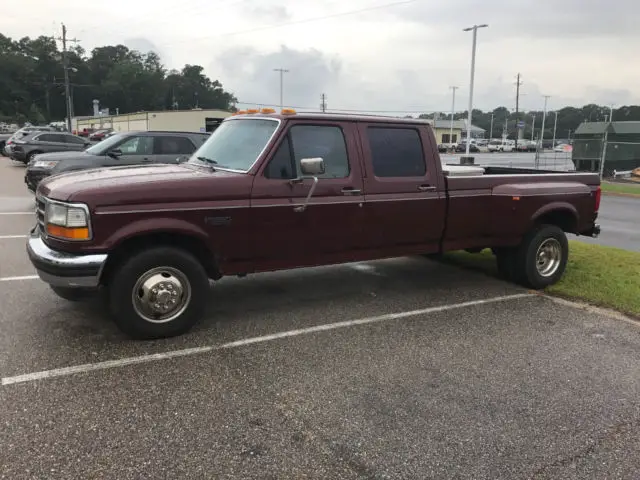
[85,132,128,155]
[188,118,280,171]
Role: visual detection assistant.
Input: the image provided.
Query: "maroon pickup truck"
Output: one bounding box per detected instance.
[27,110,601,339]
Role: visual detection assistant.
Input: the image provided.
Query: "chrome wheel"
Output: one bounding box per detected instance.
[535,238,562,277]
[132,267,192,324]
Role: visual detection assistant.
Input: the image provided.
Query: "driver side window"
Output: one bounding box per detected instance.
[263,125,350,180]
[118,136,153,155]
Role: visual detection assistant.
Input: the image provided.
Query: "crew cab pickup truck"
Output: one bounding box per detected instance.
[27,109,602,339]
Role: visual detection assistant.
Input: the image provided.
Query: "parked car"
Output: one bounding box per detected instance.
[3,126,55,157]
[487,139,515,153]
[24,130,209,192]
[27,111,601,340]
[9,131,90,164]
[0,133,13,156]
[455,140,479,153]
[88,128,113,141]
[554,143,573,153]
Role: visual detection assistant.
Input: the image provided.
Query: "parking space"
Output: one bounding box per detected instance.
[1,159,640,478]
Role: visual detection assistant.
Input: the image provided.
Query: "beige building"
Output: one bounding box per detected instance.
[73,108,232,134]
[428,120,486,144]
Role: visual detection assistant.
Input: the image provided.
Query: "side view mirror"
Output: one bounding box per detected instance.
[300,157,325,176]
[84,141,91,147]
[176,155,188,163]
[294,157,325,213]
[108,148,122,158]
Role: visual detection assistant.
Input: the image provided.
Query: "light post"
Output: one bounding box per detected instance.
[273,68,289,109]
[552,111,558,149]
[462,24,488,156]
[449,86,458,150]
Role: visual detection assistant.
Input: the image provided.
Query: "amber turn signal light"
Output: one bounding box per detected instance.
[46,224,90,240]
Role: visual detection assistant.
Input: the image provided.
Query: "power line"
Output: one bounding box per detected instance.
[235,100,438,114]
[153,0,421,46]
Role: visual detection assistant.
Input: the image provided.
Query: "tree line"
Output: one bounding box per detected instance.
[0,33,238,125]
[417,104,640,140]
[2,32,640,137]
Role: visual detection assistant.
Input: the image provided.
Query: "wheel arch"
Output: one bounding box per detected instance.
[531,203,578,234]
[101,230,220,286]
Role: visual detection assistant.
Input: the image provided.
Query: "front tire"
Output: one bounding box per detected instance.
[108,247,210,340]
[514,224,568,289]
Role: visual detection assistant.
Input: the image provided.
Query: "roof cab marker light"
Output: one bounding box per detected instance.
[246,109,259,114]
[236,110,247,115]
[281,108,297,115]
[261,108,276,114]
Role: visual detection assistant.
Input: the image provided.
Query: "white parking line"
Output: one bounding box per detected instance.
[0,212,32,215]
[0,235,27,239]
[0,275,38,282]
[1,293,531,386]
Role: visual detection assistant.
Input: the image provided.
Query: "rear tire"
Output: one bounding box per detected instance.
[494,248,518,282]
[513,224,568,289]
[108,247,210,340]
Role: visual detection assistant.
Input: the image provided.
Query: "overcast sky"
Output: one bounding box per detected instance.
[4,0,639,115]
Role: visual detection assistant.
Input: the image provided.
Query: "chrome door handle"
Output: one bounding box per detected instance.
[341,187,361,195]
[418,185,436,192]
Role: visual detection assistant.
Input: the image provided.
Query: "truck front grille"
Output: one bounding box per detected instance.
[36,196,46,234]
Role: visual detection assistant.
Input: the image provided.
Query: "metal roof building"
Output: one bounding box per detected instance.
[572,121,640,175]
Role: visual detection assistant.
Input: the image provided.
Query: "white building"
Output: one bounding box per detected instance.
[72,108,232,134]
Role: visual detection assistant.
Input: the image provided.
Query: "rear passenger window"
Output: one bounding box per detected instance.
[264,125,350,179]
[36,134,55,142]
[367,127,426,177]
[155,136,196,155]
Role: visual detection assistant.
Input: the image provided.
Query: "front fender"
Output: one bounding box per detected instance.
[102,217,210,250]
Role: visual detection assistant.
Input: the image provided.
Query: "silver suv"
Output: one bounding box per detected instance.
[9,131,89,164]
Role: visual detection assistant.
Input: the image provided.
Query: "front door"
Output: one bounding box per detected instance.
[251,121,365,270]
[357,123,446,253]
[108,135,155,166]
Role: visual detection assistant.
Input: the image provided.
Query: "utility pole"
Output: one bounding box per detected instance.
[514,73,523,149]
[599,104,614,178]
[462,24,488,156]
[552,111,558,149]
[448,86,458,150]
[57,24,79,132]
[320,93,327,112]
[273,68,289,109]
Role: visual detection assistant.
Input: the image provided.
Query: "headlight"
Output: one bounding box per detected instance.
[33,160,58,169]
[45,201,91,240]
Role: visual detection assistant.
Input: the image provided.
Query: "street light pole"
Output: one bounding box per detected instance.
[489,112,494,140]
[531,113,535,141]
[540,95,550,147]
[462,24,488,156]
[449,86,458,150]
[273,68,289,109]
[552,111,558,148]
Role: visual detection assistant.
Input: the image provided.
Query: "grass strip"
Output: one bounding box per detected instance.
[442,241,640,317]
[601,182,640,197]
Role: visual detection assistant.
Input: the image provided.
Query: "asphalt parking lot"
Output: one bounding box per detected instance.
[1,160,640,479]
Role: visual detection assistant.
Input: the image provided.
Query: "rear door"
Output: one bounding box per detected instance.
[251,121,365,268]
[153,135,198,164]
[34,133,68,153]
[357,122,446,253]
[62,134,88,151]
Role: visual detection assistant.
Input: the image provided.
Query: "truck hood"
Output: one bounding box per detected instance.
[38,163,251,208]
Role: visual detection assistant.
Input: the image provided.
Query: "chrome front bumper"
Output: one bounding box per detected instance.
[26,231,108,288]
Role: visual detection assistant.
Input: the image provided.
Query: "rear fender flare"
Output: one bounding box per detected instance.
[530,202,578,231]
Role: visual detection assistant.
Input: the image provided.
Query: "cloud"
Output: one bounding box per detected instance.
[214,45,342,109]
[243,4,291,22]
